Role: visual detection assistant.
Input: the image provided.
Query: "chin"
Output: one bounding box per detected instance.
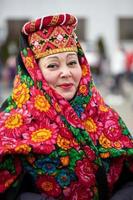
[62,93,76,101]
[56,90,77,101]
[65,97,74,101]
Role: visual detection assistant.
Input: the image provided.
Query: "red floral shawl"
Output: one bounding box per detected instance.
[0,14,133,200]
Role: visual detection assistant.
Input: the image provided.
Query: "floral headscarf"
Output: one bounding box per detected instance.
[0,14,133,200]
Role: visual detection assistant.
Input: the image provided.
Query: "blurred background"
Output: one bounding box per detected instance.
[0,0,133,132]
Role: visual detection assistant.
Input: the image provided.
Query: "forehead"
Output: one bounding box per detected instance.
[42,52,78,61]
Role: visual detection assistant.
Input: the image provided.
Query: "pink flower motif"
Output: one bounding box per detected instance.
[0,106,31,141]
[22,118,58,154]
[120,135,133,148]
[82,96,98,118]
[63,106,83,128]
[64,182,92,200]
[103,109,119,120]
[27,87,57,120]
[75,158,96,186]
[104,119,122,141]
[0,137,18,154]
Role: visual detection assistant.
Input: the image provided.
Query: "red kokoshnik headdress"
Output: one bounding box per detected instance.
[22,14,78,58]
[0,13,133,200]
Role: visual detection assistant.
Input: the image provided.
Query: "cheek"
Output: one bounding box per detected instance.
[41,70,58,86]
[43,76,54,85]
[75,67,82,83]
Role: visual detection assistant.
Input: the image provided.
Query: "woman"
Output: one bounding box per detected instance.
[0,13,133,200]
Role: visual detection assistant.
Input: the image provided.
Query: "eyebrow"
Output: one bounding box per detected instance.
[46,56,58,60]
[46,53,77,60]
[67,53,77,58]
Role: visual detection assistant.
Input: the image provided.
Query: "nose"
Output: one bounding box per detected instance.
[60,65,72,78]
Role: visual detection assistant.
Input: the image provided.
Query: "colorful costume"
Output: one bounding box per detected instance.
[0,14,133,200]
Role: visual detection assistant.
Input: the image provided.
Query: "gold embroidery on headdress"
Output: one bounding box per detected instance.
[30,21,36,32]
[49,16,59,26]
[35,47,77,59]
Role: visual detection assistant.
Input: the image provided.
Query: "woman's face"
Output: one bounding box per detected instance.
[38,52,82,100]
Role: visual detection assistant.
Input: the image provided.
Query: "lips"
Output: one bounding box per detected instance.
[58,83,74,89]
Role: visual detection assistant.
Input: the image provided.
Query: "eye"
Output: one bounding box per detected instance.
[68,60,78,67]
[47,63,58,69]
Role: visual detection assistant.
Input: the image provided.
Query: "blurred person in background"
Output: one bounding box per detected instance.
[96,36,108,77]
[85,40,100,77]
[0,41,17,102]
[4,41,17,89]
[125,50,133,111]
[4,53,17,88]
[0,14,133,200]
[126,50,133,83]
[110,46,127,96]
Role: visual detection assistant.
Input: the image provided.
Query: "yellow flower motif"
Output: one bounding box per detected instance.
[12,83,30,108]
[100,152,110,158]
[83,117,97,132]
[60,156,70,166]
[99,104,109,112]
[79,84,87,95]
[34,95,50,112]
[42,181,53,191]
[82,65,88,76]
[113,141,122,149]
[99,133,111,148]
[5,113,23,129]
[15,144,31,153]
[25,56,34,68]
[31,128,52,142]
[57,135,70,150]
